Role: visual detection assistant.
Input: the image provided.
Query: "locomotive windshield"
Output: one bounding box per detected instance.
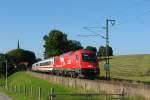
[82,53,97,62]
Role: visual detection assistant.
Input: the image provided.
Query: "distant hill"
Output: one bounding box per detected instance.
[99,54,150,83]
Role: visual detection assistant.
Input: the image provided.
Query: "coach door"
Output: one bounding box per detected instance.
[75,54,80,68]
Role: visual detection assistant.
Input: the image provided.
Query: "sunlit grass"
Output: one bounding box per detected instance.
[99,54,150,83]
[0,71,106,100]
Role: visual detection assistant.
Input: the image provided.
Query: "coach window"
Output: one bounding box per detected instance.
[40,63,43,66]
[46,62,49,65]
[48,61,51,65]
[76,55,79,61]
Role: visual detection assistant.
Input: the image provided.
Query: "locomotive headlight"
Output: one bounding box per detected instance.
[88,65,92,68]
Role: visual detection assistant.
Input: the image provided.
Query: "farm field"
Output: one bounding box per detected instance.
[99,54,150,83]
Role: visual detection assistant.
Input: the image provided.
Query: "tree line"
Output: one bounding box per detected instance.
[0,49,36,77]
[43,29,113,58]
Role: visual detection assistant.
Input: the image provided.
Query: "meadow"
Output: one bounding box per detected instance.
[0,72,108,100]
[99,54,150,83]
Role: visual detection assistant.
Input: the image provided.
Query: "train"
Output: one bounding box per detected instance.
[32,49,100,78]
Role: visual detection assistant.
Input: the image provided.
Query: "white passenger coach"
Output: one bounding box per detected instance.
[32,57,54,72]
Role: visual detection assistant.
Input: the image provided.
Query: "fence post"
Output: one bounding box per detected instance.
[38,87,41,100]
[50,88,54,100]
[14,85,17,92]
[120,88,126,100]
[68,78,69,87]
[74,79,76,89]
[19,86,21,95]
[31,86,32,95]
[23,85,26,95]
[84,82,86,91]
[61,77,63,86]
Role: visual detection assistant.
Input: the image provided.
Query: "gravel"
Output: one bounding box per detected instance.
[0,93,12,100]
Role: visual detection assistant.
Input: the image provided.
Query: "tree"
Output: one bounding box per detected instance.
[86,46,97,53]
[67,40,83,51]
[7,49,36,70]
[36,58,42,62]
[43,29,83,58]
[107,46,113,56]
[0,53,6,77]
[98,46,113,57]
[98,46,105,57]
[43,30,68,58]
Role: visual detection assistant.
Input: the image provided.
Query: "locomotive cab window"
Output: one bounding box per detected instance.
[82,53,96,62]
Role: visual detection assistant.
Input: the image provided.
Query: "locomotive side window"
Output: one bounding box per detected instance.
[76,55,79,61]
[82,53,96,62]
[36,64,39,66]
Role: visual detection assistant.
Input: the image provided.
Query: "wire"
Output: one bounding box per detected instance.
[83,27,101,35]
[111,0,149,18]
[111,0,150,27]
[77,34,106,39]
[114,10,150,27]
[82,27,106,39]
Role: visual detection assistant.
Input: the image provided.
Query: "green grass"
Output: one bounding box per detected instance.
[0,71,146,100]
[99,54,150,83]
[0,71,108,100]
[0,71,84,100]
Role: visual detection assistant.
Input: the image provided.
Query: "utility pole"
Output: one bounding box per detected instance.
[5,60,8,89]
[105,19,115,79]
[78,19,115,79]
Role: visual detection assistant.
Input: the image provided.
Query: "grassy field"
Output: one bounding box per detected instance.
[99,54,150,83]
[0,72,81,100]
[0,71,109,100]
[0,71,146,100]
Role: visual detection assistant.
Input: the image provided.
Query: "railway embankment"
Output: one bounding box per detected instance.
[28,71,150,99]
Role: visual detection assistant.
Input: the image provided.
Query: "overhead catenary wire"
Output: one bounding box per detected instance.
[78,0,150,36]
[110,0,150,27]
[110,0,150,18]
[77,26,106,39]
[77,0,150,39]
[114,10,150,28]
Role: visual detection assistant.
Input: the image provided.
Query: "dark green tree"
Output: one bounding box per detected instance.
[86,46,97,53]
[0,53,6,77]
[67,40,83,51]
[7,49,36,70]
[0,53,14,77]
[43,30,68,58]
[43,30,83,58]
[98,46,105,57]
[107,46,113,56]
[98,46,113,57]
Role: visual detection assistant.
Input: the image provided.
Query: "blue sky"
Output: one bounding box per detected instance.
[0,0,150,57]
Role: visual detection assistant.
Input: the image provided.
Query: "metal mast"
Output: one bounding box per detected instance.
[105,19,115,79]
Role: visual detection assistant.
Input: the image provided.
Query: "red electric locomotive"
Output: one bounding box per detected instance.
[32,49,100,78]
